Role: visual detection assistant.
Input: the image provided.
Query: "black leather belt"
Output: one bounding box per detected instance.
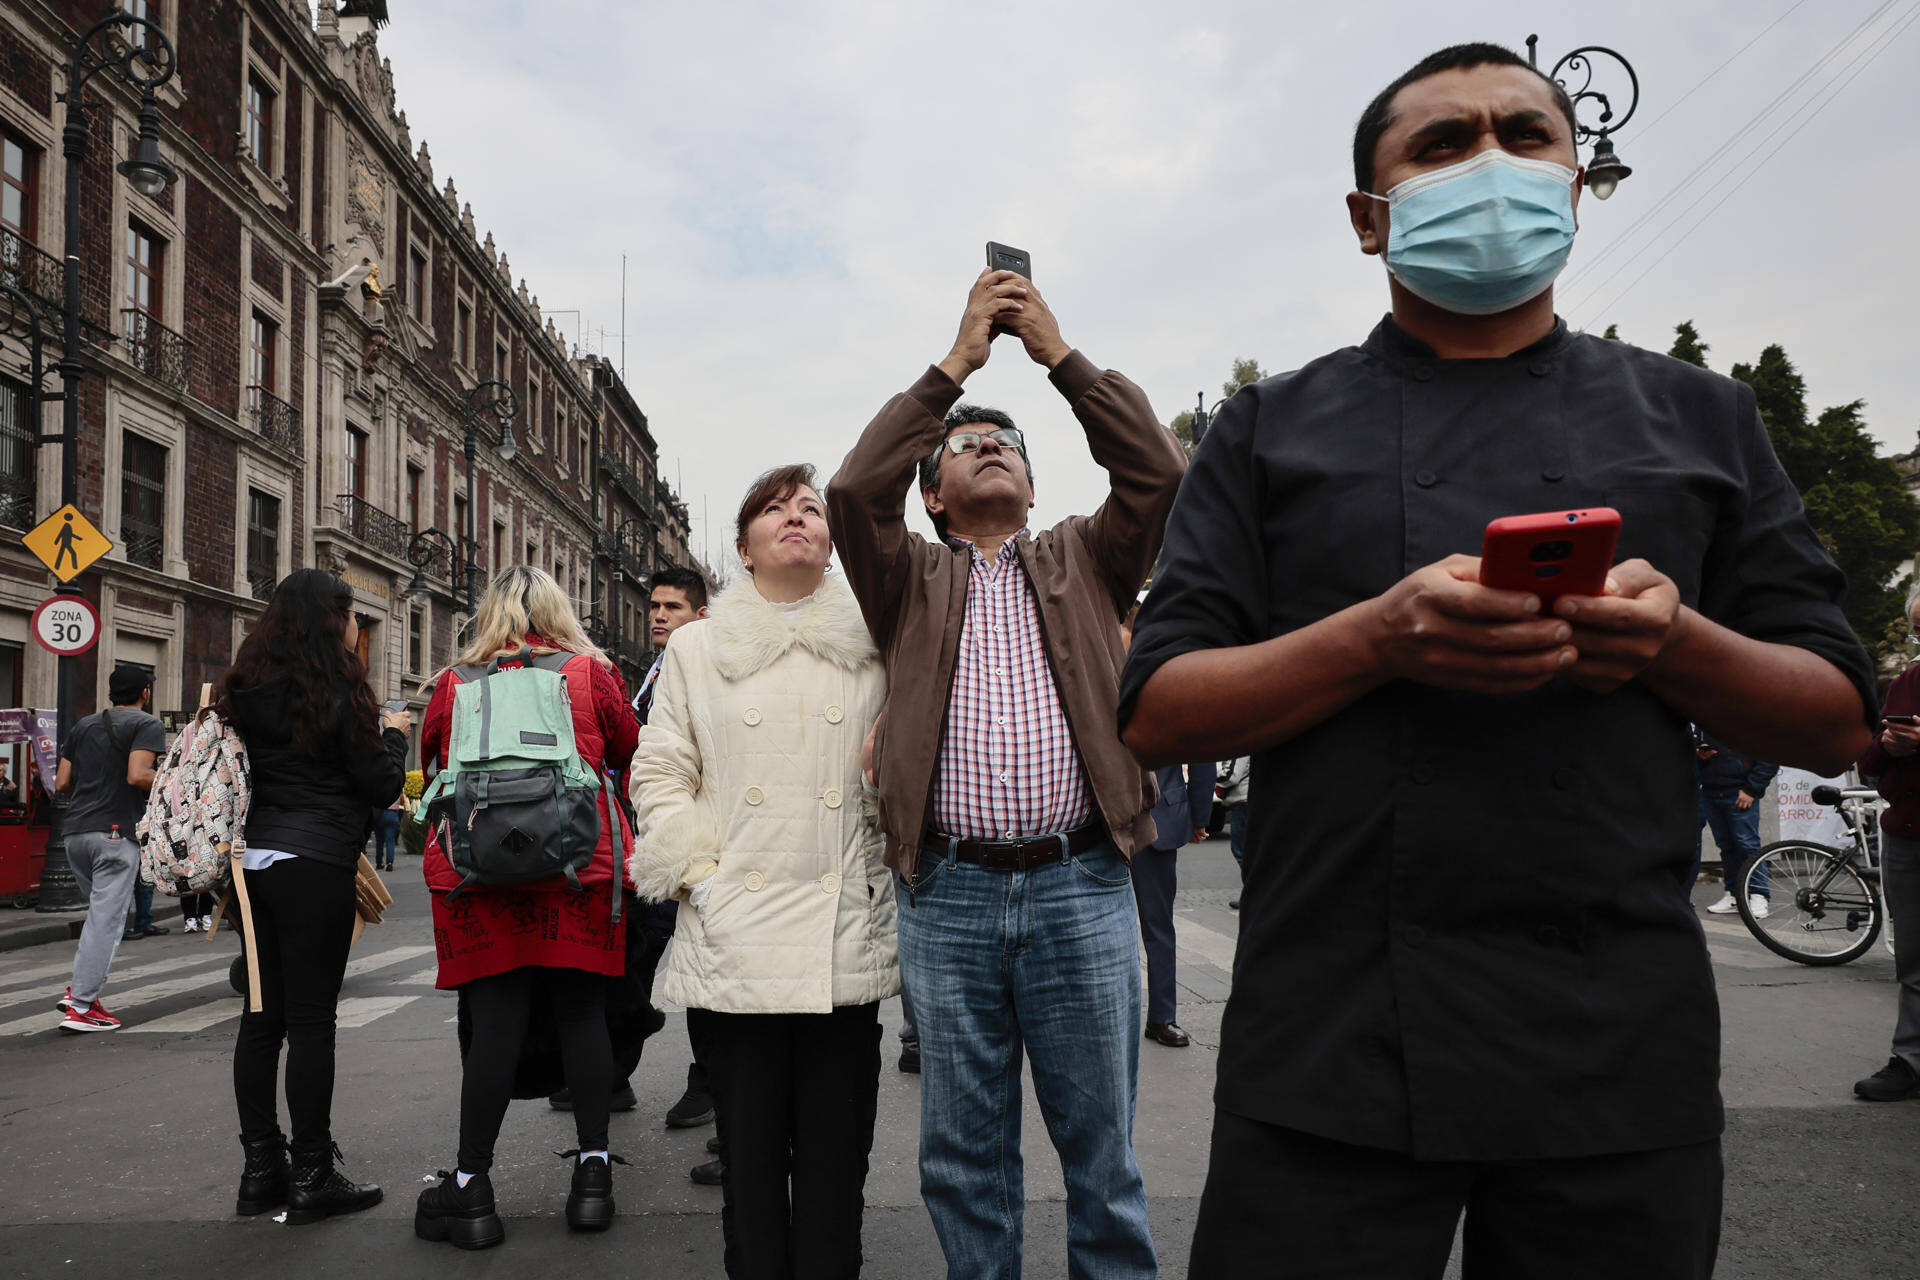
[923,822,1106,872]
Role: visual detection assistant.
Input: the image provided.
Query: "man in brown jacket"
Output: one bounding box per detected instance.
[829,267,1184,1280]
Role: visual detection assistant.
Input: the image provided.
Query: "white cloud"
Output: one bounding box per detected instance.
[376,0,1920,564]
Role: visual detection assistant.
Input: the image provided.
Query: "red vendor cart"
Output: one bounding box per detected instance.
[0,709,55,909]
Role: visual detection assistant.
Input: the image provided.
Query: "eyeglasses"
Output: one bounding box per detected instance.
[944,427,1024,456]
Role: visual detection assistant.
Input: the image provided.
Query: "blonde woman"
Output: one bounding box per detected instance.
[631,464,894,1278]
[412,567,639,1250]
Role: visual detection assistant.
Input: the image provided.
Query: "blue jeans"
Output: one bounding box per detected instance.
[1226,803,1248,872]
[1701,793,1767,898]
[372,810,401,865]
[898,839,1156,1280]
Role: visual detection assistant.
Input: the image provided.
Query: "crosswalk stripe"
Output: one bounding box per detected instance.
[125,1001,242,1035]
[334,995,423,1028]
[3,941,439,1036]
[0,954,94,993]
[0,948,227,1004]
[1172,912,1240,972]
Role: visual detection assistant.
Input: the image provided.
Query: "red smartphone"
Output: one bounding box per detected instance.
[1480,508,1622,599]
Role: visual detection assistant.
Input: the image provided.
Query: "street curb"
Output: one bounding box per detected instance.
[0,916,83,953]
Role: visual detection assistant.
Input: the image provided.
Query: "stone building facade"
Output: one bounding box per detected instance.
[0,1,692,755]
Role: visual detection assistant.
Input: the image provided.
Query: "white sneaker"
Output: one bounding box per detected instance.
[197,916,211,932]
[1705,893,1739,914]
[1748,895,1770,920]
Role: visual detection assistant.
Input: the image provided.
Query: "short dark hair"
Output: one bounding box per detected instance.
[649,565,709,612]
[918,404,1033,541]
[734,462,820,564]
[1352,43,1579,193]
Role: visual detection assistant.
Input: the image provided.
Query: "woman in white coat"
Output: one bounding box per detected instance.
[630,462,895,1280]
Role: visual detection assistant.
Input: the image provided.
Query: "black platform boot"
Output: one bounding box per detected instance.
[561,1150,625,1231]
[286,1142,382,1225]
[235,1132,290,1216]
[415,1169,505,1250]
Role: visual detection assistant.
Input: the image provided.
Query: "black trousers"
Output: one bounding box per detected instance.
[700,1002,882,1280]
[1130,843,1179,1025]
[458,966,613,1173]
[232,856,358,1154]
[1189,1110,1721,1279]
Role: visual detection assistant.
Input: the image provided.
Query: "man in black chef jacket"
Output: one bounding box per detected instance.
[1119,42,1877,1279]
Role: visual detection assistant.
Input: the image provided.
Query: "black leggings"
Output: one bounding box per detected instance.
[459,967,613,1173]
[180,891,213,921]
[232,856,358,1155]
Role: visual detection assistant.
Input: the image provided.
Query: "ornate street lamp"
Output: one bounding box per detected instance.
[39,9,178,911]
[1528,34,1640,200]
[406,379,518,615]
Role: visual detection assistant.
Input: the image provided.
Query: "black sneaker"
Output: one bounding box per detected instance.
[1229,896,1240,910]
[415,1170,504,1250]
[1854,1056,1920,1102]
[665,1077,714,1129]
[706,1135,721,1154]
[561,1151,622,1231]
[689,1156,724,1186]
[549,1087,574,1111]
[898,1042,921,1074]
[611,1081,637,1112]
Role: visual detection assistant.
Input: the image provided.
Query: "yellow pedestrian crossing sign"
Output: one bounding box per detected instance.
[22,505,112,583]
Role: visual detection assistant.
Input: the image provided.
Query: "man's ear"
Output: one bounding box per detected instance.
[921,485,945,518]
[696,606,710,619]
[1346,191,1383,256]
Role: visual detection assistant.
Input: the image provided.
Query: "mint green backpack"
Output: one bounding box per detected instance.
[420,646,623,921]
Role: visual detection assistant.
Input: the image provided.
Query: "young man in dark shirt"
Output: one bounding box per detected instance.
[53,665,167,1032]
[1120,42,1875,1279]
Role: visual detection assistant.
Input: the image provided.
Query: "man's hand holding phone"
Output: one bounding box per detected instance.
[996,276,1071,371]
[938,268,1028,386]
[1881,716,1920,757]
[1551,559,1684,693]
[1366,554,1576,695]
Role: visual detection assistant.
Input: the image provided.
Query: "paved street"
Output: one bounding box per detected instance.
[0,843,1915,1279]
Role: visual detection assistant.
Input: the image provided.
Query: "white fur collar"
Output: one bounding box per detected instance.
[705,572,877,681]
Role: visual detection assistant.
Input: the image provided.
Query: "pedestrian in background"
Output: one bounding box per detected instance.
[1137,760,1215,1047]
[631,464,892,1279]
[1851,579,1920,1102]
[829,268,1182,1280]
[371,790,405,872]
[123,861,168,940]
[179,888,214,933]
[1695,728,1778,917]
[1216,756,1251,910]
[219,569,409,1224]
[53,664,164,1032]
[413,566,639,1250]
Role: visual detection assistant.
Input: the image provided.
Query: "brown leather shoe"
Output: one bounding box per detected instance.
[1145,1022,1190,1048]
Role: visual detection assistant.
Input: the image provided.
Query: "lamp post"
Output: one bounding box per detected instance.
[39,9,178,912]
[605,515,652,663]
[1527,34,1640,200]
[1187,392,1232,449]
[406,379,518,615]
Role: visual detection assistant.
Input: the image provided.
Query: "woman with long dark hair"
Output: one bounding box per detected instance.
[220,569,409,1224]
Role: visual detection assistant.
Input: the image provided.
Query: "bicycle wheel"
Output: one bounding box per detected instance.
[1735,841,1882,966]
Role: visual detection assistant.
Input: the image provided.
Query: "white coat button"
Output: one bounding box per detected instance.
[743,707,763,726]
[823,788,843,809]
[744,871,765,892]
[745,786,764,806]
[825,705,844,724]
[821,873,840,894]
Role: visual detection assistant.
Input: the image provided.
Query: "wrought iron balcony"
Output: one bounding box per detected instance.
[120,307,193,390]
[246,566,276,601]
[614,637,650,670]
[0,228,113,346]
[246,384,300,454]
[123,525,163,570]
[335,493,413,562]
[598,449,652,515]
[0,468,33,530]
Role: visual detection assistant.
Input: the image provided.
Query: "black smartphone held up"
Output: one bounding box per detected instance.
[985,241,1031,279]
[381,699,408,714]
[1885,714,1919,726]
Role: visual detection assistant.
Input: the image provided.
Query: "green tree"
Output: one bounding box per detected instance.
[1728,342,1920,662]
[1170,357,1269,455]
[1668,321,1709,368]
[1601,323,1622,341]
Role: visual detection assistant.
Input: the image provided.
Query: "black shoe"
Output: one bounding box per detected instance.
[898,1043,921,1074]
[1146,1021,1192,1048]
[611,1081,637,1112]
[415,1169,504,1250]
[286,1143,382,1225]
[1229,896,1240,910]
[549,1087,574,1111]
[1854,1056,1920,1101]
[561,1151,622,1231]
[706,1135,721,1154]
[137,925,170,937]
[664,1075,714,1128]
[235,1132,289,1216]
[689,1156,724,1186]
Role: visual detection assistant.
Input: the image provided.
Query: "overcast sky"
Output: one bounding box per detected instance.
[376,0,1920,570]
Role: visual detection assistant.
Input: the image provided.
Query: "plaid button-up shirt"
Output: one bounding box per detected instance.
[931,530,1095,841]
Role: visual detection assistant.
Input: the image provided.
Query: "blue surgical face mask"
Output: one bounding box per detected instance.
[1365,149,1578,316]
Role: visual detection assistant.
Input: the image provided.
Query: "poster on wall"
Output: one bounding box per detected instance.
[1773,767,1854,845]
